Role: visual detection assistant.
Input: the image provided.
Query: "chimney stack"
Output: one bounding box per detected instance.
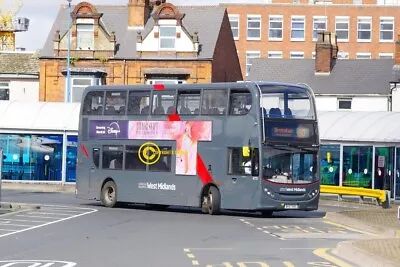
[128,0,151,29]
[315,31,338,74]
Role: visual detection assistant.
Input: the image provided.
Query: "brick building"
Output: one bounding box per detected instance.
[38,0,242,102]
[247,31,400,112]
[222,1,400,77]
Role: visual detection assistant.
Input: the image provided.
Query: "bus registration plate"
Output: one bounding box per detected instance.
[284,204,299,209]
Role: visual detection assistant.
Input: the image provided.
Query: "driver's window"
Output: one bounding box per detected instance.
[227,147,259,176]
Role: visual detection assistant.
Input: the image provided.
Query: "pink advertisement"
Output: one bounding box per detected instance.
[128,121,212,175]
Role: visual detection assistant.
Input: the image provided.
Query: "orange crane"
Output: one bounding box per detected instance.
[0,0,29,51]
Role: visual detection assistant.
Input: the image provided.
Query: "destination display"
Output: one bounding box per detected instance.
[264,121,317,143]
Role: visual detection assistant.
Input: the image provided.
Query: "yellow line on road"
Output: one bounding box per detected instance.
[323,220,379,236]
[313,248,352,267]
[283,261,295,267]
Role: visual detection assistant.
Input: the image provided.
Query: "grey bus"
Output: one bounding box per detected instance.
[76,81,320,216]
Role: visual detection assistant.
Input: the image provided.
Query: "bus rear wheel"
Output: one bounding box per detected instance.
[101,181,117,208]
[205,186,221,215]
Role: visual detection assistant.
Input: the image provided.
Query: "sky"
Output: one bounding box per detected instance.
[8,0,266,51]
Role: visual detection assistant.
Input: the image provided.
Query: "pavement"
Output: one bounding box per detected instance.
[322,199,400,267]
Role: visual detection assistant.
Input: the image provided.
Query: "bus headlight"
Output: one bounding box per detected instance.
[263,187,276,199]
[308,189,319,199]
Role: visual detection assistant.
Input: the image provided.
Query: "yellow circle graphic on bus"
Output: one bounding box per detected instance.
[138,142,161,165]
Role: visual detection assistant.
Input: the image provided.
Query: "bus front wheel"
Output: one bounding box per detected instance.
[205,186,221,215]
[101,180,117,208]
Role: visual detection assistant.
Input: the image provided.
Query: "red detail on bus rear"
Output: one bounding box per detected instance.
[196,153,214,185]
[153,84,165,90]
[80,144,89,158]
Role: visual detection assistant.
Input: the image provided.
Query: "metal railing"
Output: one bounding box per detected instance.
[320,184,390,209]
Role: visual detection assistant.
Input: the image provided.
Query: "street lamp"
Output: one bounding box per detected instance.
[65,0,72,103]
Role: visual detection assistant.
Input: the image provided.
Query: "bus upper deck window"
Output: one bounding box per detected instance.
[104,91,127,115]
[229,89,251,115]
[82,91,104,115]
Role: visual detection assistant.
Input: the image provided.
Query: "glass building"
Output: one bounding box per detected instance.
[0,102,399,200]
[319,111,400,200]
[0,101,80,183]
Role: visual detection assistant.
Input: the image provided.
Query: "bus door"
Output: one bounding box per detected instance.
[88,147,101,192]
[224,146,260,209]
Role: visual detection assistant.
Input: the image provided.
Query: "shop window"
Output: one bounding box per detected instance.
[102,145,123,170]
[227,147,259,176]
[82,91,104,115]
[66,135,78,182]
[0,134,63,181]
[177,90,201,115]
[320,145,340,186]
[125,146,146,171]
[104,91,127,115]
[342,146,372,188]
[148,146,172,172]
[201,89,228,115]
[127,91,150,115]
[374,147,394,194]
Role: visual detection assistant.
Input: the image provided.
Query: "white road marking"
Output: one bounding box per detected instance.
[0,260,76,267]
[0,205,97,238]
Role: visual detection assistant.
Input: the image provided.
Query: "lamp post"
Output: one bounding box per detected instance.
[65,0,72,103]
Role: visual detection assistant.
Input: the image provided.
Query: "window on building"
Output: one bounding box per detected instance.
[342,146,373,188]
[337,98,352,110]
[353,0,362,4]
[245,51,260,76]
[159,26,176,50]
[291,16,305,41]
[76,19,94,50]
[356,52,371,59]
[379,53,394,59]
[269,15,283,41]
[313,16,327,41]
[247,15,261,40]
[70,76,103,103]
[290,51,304,59]
[335,16,349,42]
[268,51,282,58]
[380,17,394,42]
[320,145,340,186]
[337,51,349,59]
[0,82,10,100]
[228,14,239,40]
[357,17,372,42]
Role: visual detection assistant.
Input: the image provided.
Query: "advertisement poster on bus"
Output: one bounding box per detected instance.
[88,120,212,176]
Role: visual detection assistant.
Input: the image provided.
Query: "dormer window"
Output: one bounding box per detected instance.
[76,19,94,50]
[159,26,176,50]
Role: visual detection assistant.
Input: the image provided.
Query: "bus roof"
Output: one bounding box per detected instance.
[83,81,312,94]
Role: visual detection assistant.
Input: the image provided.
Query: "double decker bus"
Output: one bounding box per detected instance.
[76,81,320,216]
